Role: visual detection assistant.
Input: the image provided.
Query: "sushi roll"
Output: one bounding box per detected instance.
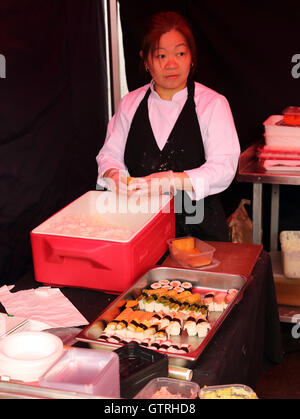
[149,342,161,350]
[173,286,184,293]
[181,281,193,290]
[183,315,198,336]
[179,343,191,353]
[98,334,109,341]
[167,344,181,354]
[107,335,123,344]
[196,319,211,338]
[158,279,170,286]
[143,296,156,312]
[150,282,161,290]
[170,280,182,288]
[159,341,171,352]
[160,285,173,291]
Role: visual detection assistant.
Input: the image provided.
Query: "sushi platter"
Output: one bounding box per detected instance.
[76,267,248,368]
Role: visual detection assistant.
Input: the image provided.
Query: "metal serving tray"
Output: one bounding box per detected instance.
[76,267,249,368]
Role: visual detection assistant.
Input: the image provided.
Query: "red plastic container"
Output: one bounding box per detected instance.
[31,191,175,293]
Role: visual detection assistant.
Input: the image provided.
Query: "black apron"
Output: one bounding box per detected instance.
[124,80,229,242]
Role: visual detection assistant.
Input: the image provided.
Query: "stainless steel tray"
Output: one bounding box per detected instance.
[76,267,249,368]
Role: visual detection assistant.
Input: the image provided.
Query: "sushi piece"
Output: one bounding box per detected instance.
[225,289,238,304]
[159,341,172,352]
[158,279,170,286]
[203,292,216,311]
[149,313,163,325]
[167,344,181,354]
[104,320,120,333]
[160,285,173,291]
[170,280,182,288]
[183,315,198,336]
[149,342,161,350]
[212,292,227,312]
[196,319,211,338]
[166,316,183,336]
[143,324,160,338]
[97,334,109,341]
[173,286,184,293]
[150,282,161,290]
[181,281,193,290]
[107,335,123,344]
[154,328,168,341]
[159,314,173,329]
[178,343,191,353]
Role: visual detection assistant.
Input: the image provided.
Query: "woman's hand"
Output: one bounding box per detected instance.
[128,171,194,196]
[127,171,176,196]
[103,168,128,195]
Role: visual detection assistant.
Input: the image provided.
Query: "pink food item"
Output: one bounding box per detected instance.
[214,292,227,304]
[225,289,238,304]
[203,292,215,305]
[150,386,196,399]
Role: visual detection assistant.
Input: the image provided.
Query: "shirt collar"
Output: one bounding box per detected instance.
[150,79,188,103]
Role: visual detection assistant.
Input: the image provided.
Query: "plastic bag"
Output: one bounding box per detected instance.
[227,199,253,244]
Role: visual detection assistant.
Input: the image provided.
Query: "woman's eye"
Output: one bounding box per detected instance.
[157,54,165,59]
[177,52,185,57]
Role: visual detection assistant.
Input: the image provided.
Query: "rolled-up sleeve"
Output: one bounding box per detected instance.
[184,94,240,201]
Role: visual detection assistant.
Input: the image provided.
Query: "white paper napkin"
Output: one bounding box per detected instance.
[0,285,88,329]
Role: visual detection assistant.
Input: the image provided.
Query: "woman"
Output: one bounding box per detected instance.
[96,11,240,241]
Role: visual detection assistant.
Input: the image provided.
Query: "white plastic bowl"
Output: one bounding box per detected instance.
[0,331,63,382]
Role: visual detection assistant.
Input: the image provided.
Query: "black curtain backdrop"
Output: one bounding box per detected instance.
[119,0,300,241]
[0,0,108,285]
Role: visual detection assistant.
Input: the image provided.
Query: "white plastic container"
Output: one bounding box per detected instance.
[263,115,300,149]
[39,347,120,397]
[280,231,300,278]
[0,332,63,382]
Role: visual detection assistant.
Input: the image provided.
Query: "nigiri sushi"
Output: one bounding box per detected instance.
[183,315,198,336]
[196,319,211,338]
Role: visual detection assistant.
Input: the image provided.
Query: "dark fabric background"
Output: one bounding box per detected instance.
[0,0,108,285]
[118,0,300,240]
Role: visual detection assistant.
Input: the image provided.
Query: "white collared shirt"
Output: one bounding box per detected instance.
[96,81,240,200]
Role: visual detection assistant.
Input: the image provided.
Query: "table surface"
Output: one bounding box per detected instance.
[0,242,283,395]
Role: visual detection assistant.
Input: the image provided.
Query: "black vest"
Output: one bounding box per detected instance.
[124,81,229,242]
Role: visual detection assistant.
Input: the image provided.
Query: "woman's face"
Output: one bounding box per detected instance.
[146,29,192,100]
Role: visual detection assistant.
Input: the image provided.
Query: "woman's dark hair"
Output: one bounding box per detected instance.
[140,11,197,75]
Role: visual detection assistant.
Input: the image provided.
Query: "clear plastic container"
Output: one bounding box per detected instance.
[280,231,300,278]
[134,377,200,399]
[199,384,258,399]
[283,106,300,126]
[168,237,215,268]
[39,347,120,398]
